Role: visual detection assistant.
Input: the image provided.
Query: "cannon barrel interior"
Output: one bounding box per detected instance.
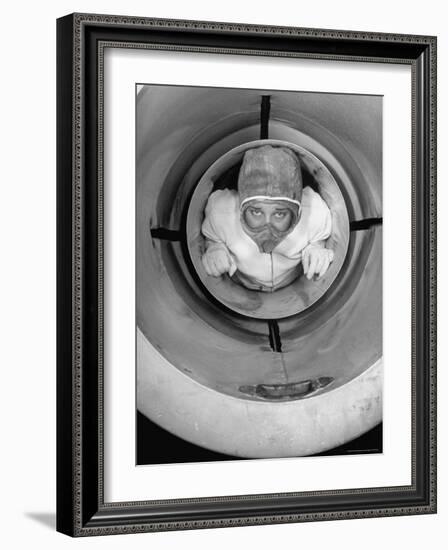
[136,84,382,457]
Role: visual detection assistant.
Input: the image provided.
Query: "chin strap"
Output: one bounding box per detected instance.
[269,252,274,293]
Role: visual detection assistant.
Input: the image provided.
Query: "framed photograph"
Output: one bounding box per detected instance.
[56,13,437,536]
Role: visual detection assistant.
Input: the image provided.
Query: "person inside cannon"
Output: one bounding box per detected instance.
[201,144,334,292]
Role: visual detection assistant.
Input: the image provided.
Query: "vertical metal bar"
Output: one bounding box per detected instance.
[260,95,271,139]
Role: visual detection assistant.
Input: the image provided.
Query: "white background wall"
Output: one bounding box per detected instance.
[0,0,445,548]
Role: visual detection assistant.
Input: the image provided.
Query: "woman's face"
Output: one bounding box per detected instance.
[243,200,295,233]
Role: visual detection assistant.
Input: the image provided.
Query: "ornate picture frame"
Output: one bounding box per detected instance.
[57,13,436,536]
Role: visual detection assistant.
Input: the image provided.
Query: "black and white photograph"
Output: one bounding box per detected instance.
[136,84,383,462]
[0,0,444,545]
[51,7,437,541]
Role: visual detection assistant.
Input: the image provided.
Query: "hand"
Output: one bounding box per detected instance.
[302,245,334,280]
[202,246,237,278]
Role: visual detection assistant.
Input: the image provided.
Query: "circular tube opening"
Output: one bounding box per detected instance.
[136,85,382,457]
[186,139,350,319]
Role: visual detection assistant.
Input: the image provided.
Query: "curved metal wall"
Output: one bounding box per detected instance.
[136,84,382,457]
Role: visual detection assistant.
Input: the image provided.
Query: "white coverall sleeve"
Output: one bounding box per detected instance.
[307,195,333,247]
[200,191,237,277]
[301,196,334,280]
[201,191,230,253]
